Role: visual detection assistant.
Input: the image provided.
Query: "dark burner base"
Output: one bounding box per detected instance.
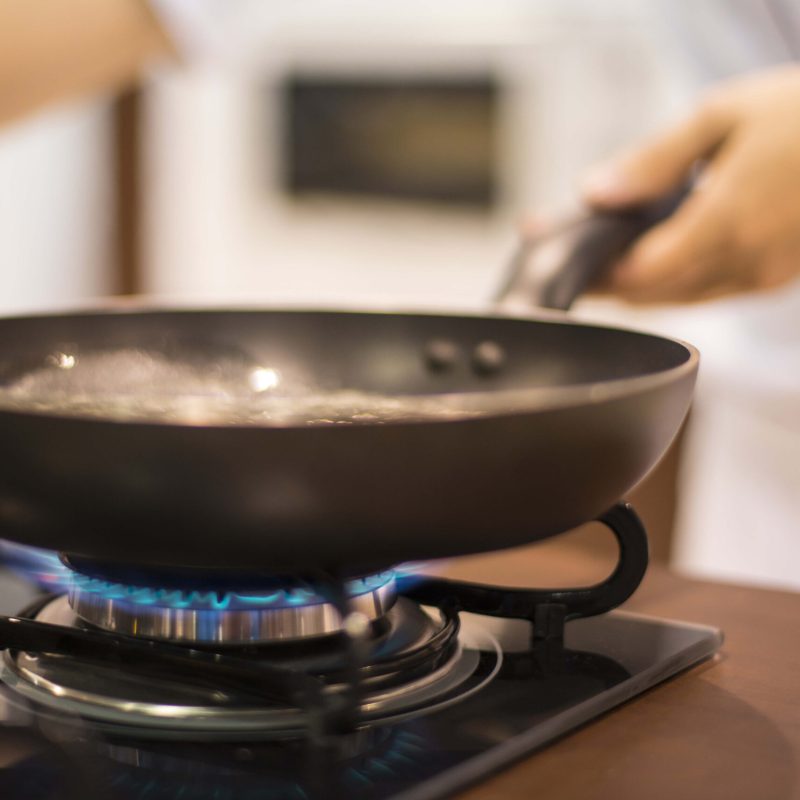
[0,611,721,800]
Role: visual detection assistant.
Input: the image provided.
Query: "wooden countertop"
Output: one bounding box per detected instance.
[440,526,800,800]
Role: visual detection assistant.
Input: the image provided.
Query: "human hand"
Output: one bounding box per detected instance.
[581,66,800,303]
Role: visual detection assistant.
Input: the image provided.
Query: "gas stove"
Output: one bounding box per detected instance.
[0,505,721,800]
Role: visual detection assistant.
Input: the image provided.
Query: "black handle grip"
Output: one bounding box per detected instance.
[496,188,689,311]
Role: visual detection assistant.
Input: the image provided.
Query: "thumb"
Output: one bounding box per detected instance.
[581,102,732,209]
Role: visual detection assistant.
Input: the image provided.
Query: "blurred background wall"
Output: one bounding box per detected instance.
[0,100,114,314]
[1,0,798,590]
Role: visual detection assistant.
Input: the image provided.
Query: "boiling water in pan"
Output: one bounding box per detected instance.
[0,348,482,425]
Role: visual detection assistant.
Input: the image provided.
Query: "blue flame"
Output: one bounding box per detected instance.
[342,730,428,793]
[0,537,410,613]
[0,540,72,591]
[69,570,396,612]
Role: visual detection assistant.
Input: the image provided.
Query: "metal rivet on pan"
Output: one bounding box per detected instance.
[423,339,461,372]
[472,341,506,375]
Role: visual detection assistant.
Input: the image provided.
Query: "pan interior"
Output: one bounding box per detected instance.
[0,309,693,426]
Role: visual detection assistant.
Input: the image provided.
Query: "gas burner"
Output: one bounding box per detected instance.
[0,505,726,800]
[64,562,397,645]
[2,595,500,738]
[0,503,651,741]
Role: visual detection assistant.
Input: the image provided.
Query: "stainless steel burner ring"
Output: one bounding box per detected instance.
[67,572,397,644]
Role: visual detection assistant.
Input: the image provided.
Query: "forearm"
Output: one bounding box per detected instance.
[0,0,173,125]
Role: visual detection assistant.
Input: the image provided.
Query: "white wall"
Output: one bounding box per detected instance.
[0,100,113,315]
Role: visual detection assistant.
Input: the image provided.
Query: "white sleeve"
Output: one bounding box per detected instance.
[147,0,225,62]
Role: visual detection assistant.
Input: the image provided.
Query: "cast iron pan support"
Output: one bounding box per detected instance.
[303,572,371,740]
[398,503,649,646]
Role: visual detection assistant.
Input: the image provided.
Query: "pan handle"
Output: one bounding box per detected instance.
[494,187,689,312]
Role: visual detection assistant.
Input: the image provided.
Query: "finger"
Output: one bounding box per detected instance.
[581,101,733,209]
[607,190,734,303]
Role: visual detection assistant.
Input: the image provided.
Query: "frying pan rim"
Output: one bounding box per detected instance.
[0,305,700,430]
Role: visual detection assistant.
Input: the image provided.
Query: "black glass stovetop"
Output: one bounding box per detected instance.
[0,566,722,800]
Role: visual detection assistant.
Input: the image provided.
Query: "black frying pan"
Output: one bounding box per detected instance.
[0,197,695,574]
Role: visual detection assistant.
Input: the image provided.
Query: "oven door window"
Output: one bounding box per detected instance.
[282,76,499,207]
